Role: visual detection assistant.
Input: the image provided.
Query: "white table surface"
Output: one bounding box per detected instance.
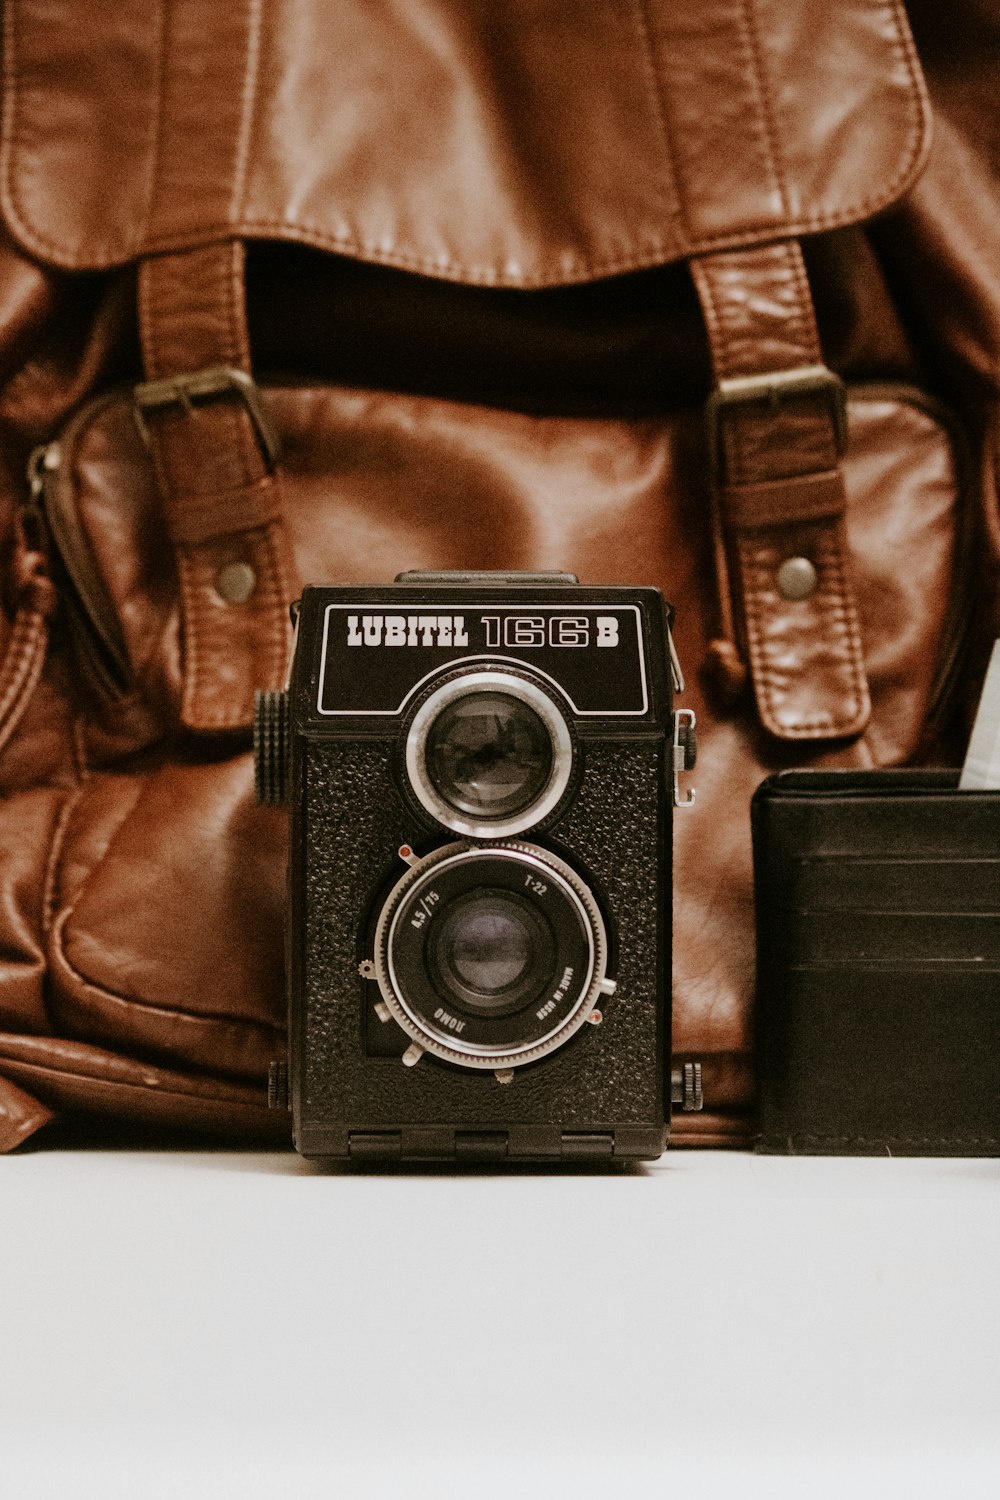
[2,1146,998,1500]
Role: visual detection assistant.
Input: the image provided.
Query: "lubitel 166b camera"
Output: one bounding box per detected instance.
[255,571,695,1164]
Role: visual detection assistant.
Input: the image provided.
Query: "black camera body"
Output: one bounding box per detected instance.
[258,572,687,1163]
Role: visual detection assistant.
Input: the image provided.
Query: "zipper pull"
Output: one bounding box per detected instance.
[27,442,60,505]
[20,445,59,572]
[0,448,59,754]
[24,436,130,700]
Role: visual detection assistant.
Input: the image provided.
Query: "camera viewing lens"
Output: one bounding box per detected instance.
[406,673,574,836]
[426,692,552,820]
[429,888,553,1016]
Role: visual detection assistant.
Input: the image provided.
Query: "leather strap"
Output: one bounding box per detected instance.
[136,241,293,731]
[691,241,871,741]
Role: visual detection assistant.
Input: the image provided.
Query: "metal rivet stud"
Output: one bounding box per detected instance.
[216,561,257,604]
[776,556,818,601]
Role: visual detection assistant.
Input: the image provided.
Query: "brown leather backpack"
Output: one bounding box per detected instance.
[0,0,998,1152]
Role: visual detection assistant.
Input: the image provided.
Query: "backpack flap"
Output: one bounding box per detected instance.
[2,0,928,283]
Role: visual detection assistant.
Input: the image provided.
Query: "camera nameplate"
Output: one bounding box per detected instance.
[316,602,649,718]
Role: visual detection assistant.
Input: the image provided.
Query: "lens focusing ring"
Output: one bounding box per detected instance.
[405,670,574,837]
[373,841,610,1071]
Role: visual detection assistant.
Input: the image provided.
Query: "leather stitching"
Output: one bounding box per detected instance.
[0,610,47,742]
[221,241,261,477]
[0,3,931,281]
[140,0,171,252]
[0,1055,276,1108]
[786,240,824,367]
[178,520,288,729]
[1,0,166,267]
[692,258,751,476]
[693,255,753,484]
[689,258,725,379]
[43,770,283,1045]
[229,0,263,225]
[693,241,870,738]
[137,259,156,381]
[176,548,206,724]
[258,514,292,688]
[738,528,868,734]
[821,525,870,724]
[701,245,822,379]
[739,0,789,222]
[140,242,288,728]
[49,905,284,1046]
[633,0,689,241]
[738,534,860,710]
[223,240,251,369]
[41,787,85,950]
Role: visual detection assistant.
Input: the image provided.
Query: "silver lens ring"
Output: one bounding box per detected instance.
[373,841,610,1071]
[404,669,574,838]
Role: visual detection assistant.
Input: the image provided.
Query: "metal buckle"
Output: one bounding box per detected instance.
[133,365,281,470]
[706,363,848,484]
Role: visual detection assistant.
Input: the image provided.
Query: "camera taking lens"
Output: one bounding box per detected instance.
[374,842,612,1073]
[428,888,551,1016]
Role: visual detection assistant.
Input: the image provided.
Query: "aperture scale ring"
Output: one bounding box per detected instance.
[372,840,610,1072]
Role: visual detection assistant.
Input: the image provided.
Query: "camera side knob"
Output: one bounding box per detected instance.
[675,710,697,770]
[254,689,290,805]
[671,708,697,808]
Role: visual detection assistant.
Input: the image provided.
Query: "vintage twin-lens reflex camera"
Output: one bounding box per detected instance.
[255,571,695,1164]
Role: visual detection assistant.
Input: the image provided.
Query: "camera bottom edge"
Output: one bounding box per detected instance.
[296,1122,668,1163]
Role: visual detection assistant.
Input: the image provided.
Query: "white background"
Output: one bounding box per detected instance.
[2,1147,998,1499]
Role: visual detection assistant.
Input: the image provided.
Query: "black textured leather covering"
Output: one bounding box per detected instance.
[292,739,668,1160]
[752,769,1000,1156]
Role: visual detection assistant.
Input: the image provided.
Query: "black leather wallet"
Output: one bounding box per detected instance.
[751,769,1000,1155]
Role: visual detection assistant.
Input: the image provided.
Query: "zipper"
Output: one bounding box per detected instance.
[26,399,133,700]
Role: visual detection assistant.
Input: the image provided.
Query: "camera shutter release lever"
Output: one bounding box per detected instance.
[357,959,394,1024]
